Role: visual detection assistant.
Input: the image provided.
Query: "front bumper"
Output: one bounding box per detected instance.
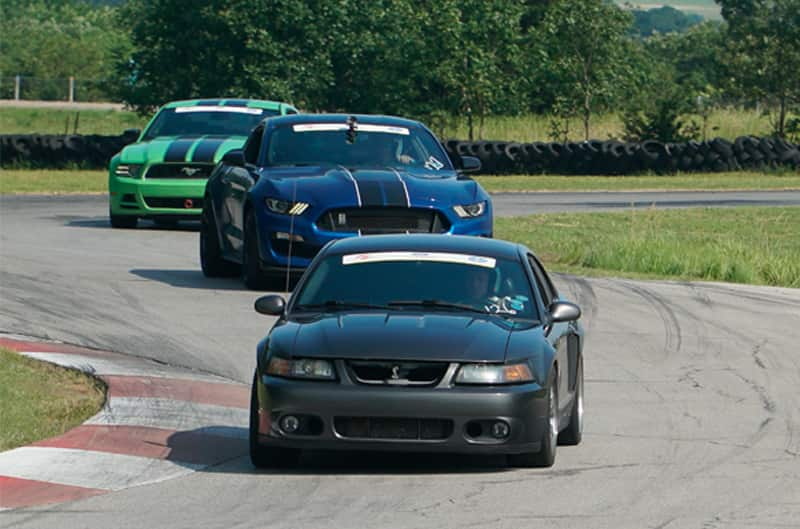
[255,206,494,270]
[109,176,206,218]
[254,366,548,455]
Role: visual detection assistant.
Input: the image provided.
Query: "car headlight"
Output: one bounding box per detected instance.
[455,362,534,385]
[266,357,335,380]
[114,164,143,178]
[265,197,309,215]
[453,201,486,218]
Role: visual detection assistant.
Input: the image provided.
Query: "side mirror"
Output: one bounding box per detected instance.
[254,295,286,316]
[460,156,481,173]
[223,149,245,167]
[549,301,581,323]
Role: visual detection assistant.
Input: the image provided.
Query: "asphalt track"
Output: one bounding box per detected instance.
[1,192,799,528]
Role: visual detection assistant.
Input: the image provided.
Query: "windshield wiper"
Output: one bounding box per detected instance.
[294,300,390,312]
[387,300,487,315]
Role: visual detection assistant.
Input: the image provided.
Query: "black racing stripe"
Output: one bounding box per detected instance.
[382,179,407,207]
[193,100,222,106]
[358,181,383,206]
[191,138,227,162]
[222,99,250,107]
[163,137,200,162]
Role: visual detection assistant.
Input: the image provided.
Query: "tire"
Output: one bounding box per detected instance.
[558,356,583,446]
[249,373,301,469]
[200,202,239,277]
[242,211,271,290]
[508,369,558,468]
[109,209,137,229]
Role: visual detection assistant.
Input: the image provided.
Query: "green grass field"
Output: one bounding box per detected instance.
[497,207,800,288]
[2,169,798,195]
[0,106,772,142]
[0,348,106,451]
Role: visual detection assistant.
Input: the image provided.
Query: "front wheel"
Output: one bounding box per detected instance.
[200,203,239,277]
[249,373,300,469]
[242,211,271,290]
[109,209,137,229]
[558,356,583,446]
[508,369,558,468]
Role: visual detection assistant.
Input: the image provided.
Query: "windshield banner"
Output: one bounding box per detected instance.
[342,251,496,268]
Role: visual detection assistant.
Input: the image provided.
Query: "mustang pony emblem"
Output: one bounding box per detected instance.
[180,167,202,177]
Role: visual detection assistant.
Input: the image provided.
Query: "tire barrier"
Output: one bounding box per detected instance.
[0,131,139,169]
[443,136,800,175]
[2,133,798,173]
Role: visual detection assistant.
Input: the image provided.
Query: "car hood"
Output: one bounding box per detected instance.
[258,166,481,208]
[120,135,246,164]
[277,312,514,362]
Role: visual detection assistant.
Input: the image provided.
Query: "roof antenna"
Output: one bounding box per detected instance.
[346,115,358,144]
[284,180,297,295]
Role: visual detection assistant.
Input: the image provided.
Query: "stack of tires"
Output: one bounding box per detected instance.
[0,131,139,169]
[442,136,800,176]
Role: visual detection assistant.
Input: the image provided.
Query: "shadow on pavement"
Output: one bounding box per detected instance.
[64,217,200,231]
[129,268,246,291]
[166,427,512,475]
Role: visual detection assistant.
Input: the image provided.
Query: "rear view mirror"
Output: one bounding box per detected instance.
[255,295,286,316]
[549,301,581,323]
[223,149,245,167]
[460,156,481,173]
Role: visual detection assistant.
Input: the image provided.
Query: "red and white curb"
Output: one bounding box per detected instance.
[0,334,250,510]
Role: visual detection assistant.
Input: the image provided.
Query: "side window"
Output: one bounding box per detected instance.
[243,126,264,165]
[284,107,299,115]
[527,255,554,307]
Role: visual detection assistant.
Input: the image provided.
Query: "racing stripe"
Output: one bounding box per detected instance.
[357,180,383,206]
[382,179,407,207]
[191,138,227,162]
[164,137,201,162]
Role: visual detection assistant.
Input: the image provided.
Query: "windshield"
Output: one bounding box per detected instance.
[143,107,279,139]
[266,123,452,171]
[294,252,538,320]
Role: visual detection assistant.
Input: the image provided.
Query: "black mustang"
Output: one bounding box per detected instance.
[250,234,585,468]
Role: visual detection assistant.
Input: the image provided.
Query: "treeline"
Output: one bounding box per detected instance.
[2,0,799,142]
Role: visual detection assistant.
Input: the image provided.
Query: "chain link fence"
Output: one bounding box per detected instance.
[0,76,117,102]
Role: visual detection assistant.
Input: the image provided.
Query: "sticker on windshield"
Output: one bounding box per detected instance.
[175,106,263,115]
[293,123,410,135]
[424,156,445,170]
[343,251,495,268]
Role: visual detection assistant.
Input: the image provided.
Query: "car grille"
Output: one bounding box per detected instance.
[143,196,204,209]
[346,360,449,386]
[334,417,453,440]
[145,163,213,179]
[316,207,450,234]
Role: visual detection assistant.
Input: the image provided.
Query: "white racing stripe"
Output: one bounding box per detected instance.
[20,352,229,383]
[86,397,249,437]
[390,168,411,207]
[339,166,362,207]
[0,447,201,491]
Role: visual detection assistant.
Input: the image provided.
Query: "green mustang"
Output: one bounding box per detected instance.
[108,98,298,228]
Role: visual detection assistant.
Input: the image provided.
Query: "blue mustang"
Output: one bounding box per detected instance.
[201,114,492,289]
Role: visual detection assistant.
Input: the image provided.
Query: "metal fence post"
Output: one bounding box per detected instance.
[69,76,75,102]
[14,75,21,100]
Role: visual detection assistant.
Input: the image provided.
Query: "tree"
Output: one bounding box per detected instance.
[717,0,800,137]
[533,0,635,140]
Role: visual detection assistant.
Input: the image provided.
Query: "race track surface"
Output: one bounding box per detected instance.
[1,194,799,528]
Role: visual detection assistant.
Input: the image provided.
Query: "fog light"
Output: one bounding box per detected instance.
[491,421,510,439]
[280,415,300,433]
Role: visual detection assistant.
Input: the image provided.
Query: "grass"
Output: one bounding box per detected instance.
[497,206,800,288]
[3,169,799,195]
[440,108,771,143]
[475,171,800,192]
[1,106,773,141]
[0,169,108,194]
[0,348,106,451]
[0,108,149,136]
